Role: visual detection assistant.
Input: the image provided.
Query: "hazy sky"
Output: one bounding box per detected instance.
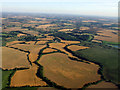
[1,0,119,17]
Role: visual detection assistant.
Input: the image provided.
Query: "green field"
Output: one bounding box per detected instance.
[2,70,15,89]
[74,46,119,84]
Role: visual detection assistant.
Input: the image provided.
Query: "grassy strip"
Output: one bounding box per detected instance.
[102,41,120,45]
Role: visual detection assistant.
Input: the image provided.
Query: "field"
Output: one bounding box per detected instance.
[17,34,27,37]
[10,63,47,87]
[58,29,73,32]
[25,41,36,45]
[92,40,102,43]
[6,41,25,46]
[3,27,28,32]
[67,45,89,51]
[38,53,101,88]
[60,40,80,45]
[94,29,118,42]
[36,24,56,29]
[2,70,14,89]
[82,20,98,22]
[74,46,119,83]
[10,44,46,62]
[22,24,37,28]
[37,37,53,41]
[2,47,30,70]
[22,30,39,36]
[36,41,48,45]
[42,48,57,53]
[80,27,90,30]
[49,43,76,58]
[86,81,118,88]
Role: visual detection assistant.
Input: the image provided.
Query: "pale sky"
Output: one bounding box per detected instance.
[1,0,119,17]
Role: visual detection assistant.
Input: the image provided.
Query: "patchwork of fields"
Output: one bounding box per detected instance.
[1,13,119,90]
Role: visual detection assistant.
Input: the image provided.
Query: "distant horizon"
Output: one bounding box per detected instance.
[2,11,118,19]
[1,1,118,17]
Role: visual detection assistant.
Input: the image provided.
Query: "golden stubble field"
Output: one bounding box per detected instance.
[6,41,25,46]
[10,63,47,87]
[2,47,30,70]
[42,48,57,53]
[38,53,101,88]
[49,43,76,58]
[60,40,80,45]
[68,45,89,51]
[36,41,48,45]
[36,24,56,29]
[58,29,73,32]
[10,44,46,62]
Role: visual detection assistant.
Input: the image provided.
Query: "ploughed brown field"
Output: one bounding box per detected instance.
[68,45,89,51]
[94,29,118,42]
[86,81,118,89]
[2,47,30,70]
[10,44,46,62]
[38,53,101,88]
[49,43,76,58]
[10,63,47,87]
[42,48,57,53]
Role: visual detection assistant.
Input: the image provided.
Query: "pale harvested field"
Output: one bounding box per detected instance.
[92,40,102,43]
[63,23,73,25]
[22,30,39,36]
[80,27,90,30]
[2,47,30,70]
[36,24,56,29]
[17,34,27,37]
[49,43,75,58]
[38,53,101,88]
[95,30,118,42]
[68,45,89,51]
[28,21,50,24]
[36,41,48,45]
[82,20,98,23]
[3,27,28,32]
[35,18,46,20]
[42,48,57,53]
[59,29,73,32]
[86,81,118,89]
[10,44,46,62]
[6,41,25,46]
[10,63,47,87]
[61,40,80,45]
[25,41,36,45]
